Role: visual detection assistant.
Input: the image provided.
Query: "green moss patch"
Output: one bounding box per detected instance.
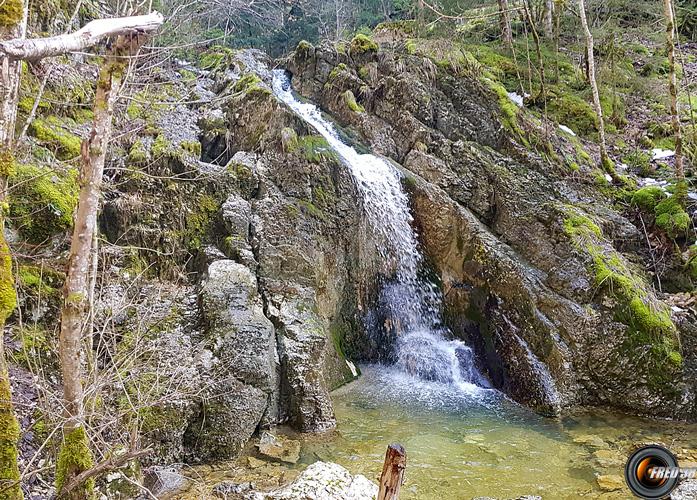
[562,206,682,377]
[28,116,82,160]
[655,196,691,238]
[0,0,23,27]
[55,425,95,496]
[631,186,667,212]
[233,73,270,98]
[0,375,21,499]
[9,164,79,243]
[289,135,338,164]
[184,194,220,250]
[343,90,365,113]
[350,34,379,55]
[199,45,236,71]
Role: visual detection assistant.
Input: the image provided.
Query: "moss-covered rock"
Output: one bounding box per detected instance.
[28,116,82,160]
[563,207,682,379]
[342,90,365,113]
[9,164,79,243]
[289,135,338,164]
[349,34,379,56]
[655,196,691,238]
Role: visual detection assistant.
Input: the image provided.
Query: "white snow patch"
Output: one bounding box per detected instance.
[605,174,613,183]
[507,91,526,107]
[652,148,675,160]
[558,124,576,136]
[671,306,685,313]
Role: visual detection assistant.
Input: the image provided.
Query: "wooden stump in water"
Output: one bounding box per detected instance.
[378,443,406,500]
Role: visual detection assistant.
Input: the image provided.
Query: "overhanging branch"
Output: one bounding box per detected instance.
[0,12,165,61]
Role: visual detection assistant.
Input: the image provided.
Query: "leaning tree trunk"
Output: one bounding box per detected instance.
[56,34,145,499]
[498,0,513,51]
[0,0,28,497]
[665,0,686,200]
[578,0,613,174]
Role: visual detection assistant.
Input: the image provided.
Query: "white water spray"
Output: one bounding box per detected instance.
[272,71,487,390]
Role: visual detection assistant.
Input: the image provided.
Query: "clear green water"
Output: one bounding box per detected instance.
[302,365,697,500]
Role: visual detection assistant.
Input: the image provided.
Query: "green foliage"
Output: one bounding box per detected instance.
[631,186,667,212]
[28,117,82,160]
[655,196,691,238]
[10,164,79,243]
[350,34,379,55]
[55,426,95,496]
[128,139,149,165]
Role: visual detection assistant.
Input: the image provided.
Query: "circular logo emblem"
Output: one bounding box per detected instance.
[625,445,680,499]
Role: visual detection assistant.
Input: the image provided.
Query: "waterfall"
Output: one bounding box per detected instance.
[272,71,488,390]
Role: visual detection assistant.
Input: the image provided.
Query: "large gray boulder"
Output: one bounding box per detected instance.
[186,259,279,459]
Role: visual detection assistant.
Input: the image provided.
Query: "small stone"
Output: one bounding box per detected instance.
[596,474,625,492]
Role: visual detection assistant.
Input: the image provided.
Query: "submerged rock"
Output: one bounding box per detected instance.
[257,431,302,464]
[596,474,625,492]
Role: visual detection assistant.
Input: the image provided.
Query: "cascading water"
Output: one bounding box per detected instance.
[272,71,488,390]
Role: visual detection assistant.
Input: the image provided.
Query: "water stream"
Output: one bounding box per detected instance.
[272,70,486,389]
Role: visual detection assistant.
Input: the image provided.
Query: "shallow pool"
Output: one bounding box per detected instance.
[300,365,697,499]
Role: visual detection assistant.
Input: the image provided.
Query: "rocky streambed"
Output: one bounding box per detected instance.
[164,365,697,499]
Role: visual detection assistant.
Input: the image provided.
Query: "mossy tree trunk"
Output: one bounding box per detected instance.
[0,1,27,498]
[57,36,133,499]
[543,0,554,37]
[0,238,20,500]
[577,0,614,174]
[664,0,687,202]
[498,0,513,51]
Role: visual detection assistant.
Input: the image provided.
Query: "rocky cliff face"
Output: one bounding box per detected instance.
[88,50,382,463]
[281,36,696,419]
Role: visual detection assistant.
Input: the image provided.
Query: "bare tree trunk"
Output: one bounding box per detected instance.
[578,0,613,174]
[498,0,513,51]
[56,35,135,499]
[543,0,554,37]
[524,1,547,105]
[665,0,686,200]
[0,1,28,496]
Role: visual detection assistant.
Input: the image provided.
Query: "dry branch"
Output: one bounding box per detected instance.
[0,12,164,61]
